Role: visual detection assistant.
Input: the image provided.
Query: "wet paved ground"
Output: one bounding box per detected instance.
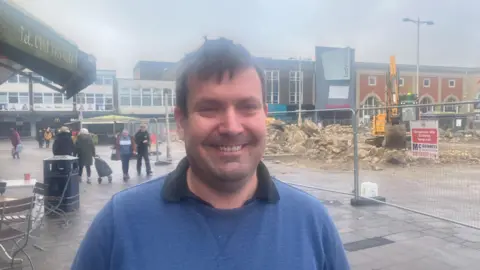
[0,141,479,269]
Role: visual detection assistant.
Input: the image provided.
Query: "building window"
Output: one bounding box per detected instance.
[419,96,434,113]
[18,93,29,104]
[153,89,163,106]
[54,93,63,104]
[43,93,53,104]
[18,76,28,83]
[95,76,113,85]
[105,94,113,110]
[0,93,7,103]
[399,78,404,87]
[76,93,86,104]
[443,96,458,113]
[86,94,95,104]
[120,88,130,106]
[33,93,43,104]
[32,74,43,83]
[165,88,175,106]
[103,77,113,85]
[142,88,152,106]
[368,76,376,86]
[289,70,303,104]
[131,88,141,106]
[7,75,18,83]
[8,92,18,103]
[448,79,455,88]
[64,94,73,104]
[359,96,382,119]
[423,78,431,88]
[95,94,104,105]
[264,70,280,104]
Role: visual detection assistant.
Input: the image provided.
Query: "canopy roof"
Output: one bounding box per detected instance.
[0,0,96,98]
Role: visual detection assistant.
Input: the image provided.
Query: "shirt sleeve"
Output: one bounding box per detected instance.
[71,200,114,270]
[321,210,350,270]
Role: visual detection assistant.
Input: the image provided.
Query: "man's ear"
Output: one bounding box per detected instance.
[174,107,185,141]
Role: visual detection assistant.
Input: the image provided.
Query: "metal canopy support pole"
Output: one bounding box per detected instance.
[165,91,172,162]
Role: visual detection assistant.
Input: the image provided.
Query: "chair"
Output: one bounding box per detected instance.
[0,196,35,270]
[33,180,73,228]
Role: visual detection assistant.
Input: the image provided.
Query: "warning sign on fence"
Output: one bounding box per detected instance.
[410,120,439,159]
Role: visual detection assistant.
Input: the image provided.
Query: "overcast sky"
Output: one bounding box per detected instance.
[14,0,480,77]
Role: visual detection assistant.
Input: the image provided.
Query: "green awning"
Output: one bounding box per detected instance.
[0,1,96,98]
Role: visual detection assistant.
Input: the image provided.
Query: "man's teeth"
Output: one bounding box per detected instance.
[218,145,242,152]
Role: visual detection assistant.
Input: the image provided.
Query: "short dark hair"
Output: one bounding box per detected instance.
[175,37,265,115]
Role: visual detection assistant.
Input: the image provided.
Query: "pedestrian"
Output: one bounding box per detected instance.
[52,126,74,156]
[44,127,53,148]
[71,38,349,269]
[9,128,21,159]
[75,128,96,184]
[115,129,136,181]
[134,124,152,176]
[36,128,44,148]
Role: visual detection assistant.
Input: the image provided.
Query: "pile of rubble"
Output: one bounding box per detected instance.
[266,120,480,168]
[440,129,480,142]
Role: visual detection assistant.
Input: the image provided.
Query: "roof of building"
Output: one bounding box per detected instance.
[355,62,480,74]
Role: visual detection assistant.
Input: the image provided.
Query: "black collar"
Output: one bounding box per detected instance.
[161,157,280,204]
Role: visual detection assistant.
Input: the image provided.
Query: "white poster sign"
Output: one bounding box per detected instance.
[410,120,439,159]
[33,104,74,111]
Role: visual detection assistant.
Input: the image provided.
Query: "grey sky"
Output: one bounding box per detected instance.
[15,0,479,77]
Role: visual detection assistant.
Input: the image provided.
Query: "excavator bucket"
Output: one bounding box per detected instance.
[384,123,407,149]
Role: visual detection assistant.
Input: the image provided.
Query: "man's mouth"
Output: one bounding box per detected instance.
[213,145,245,152]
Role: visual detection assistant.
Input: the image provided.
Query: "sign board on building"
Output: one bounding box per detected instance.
[320,48,351,81]
[0,2,79,72]
[0,103,29,111]
[33,104,74,111]
[410,120,439,159]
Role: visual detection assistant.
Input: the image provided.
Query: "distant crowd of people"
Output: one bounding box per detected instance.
[10,124,154,183]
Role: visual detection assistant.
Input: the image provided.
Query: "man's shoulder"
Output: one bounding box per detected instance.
[111,176,167,207]
[273,179,330,215]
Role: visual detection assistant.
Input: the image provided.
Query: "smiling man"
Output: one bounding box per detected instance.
[71,38,350,270]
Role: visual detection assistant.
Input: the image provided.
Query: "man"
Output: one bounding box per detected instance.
[72,38,349,270]
[134,124,152,176]
[116,129,136,181]
[9,128,21,159]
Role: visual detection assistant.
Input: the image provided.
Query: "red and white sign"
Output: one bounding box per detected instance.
[410,120,439,159]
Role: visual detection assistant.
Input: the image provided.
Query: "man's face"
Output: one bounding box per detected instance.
[175,67,268,192]
[140,125,147,132]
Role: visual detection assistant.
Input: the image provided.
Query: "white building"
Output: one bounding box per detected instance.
[0,70,116,138]
[117,79,175,117]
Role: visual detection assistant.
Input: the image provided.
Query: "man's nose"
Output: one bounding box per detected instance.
[218,108,244,135]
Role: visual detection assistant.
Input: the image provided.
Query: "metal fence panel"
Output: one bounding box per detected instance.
[356,100,480,229]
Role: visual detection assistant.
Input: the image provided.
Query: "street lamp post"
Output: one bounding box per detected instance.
[403,17,434,96]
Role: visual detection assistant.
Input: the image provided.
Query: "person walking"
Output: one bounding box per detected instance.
[52,126,74,156]
[36,128,45,148]
[44,127,53,148]
[134,124,152,176]
[75,128,96,184]
[72,38,349,269]
[115,129,136,181]
[9,128,21,159]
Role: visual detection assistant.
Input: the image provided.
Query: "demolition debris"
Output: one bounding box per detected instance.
[265,120,480,169]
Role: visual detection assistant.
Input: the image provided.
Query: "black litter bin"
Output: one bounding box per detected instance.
[43,155,80,214]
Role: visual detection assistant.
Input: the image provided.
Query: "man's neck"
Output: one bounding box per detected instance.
[186,168,258,209]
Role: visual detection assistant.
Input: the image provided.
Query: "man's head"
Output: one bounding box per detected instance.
[140,124,147,132]
[122,129,129,136]
[174,37,268,193]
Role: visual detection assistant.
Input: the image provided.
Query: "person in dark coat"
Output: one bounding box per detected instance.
[52,126,75,156]
[134,124,152,176]
[75,128,96,184]
[36,128,45,148]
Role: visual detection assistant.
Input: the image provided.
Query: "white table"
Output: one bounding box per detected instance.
[0,179,37,188]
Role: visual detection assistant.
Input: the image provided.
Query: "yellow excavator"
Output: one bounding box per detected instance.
[365,56,418,148]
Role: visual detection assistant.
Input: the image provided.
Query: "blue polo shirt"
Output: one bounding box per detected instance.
[71,158,350,270]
